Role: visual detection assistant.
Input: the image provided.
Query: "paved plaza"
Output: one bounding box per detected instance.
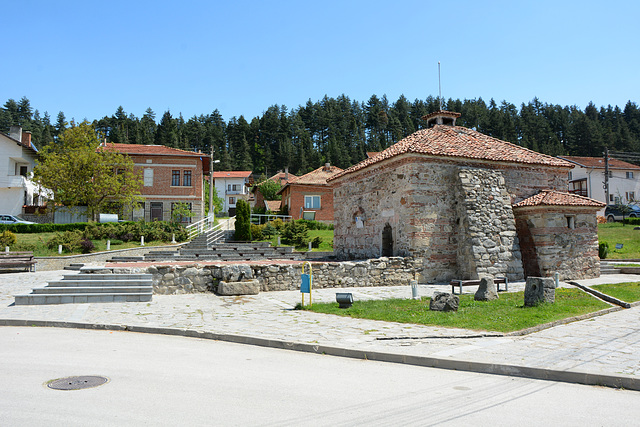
[1,268,639,389]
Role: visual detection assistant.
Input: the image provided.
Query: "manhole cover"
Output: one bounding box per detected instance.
[47,376,109,391]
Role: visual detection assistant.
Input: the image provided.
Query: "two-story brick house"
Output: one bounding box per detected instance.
[278,163,343,223]
[211,171,252,216]
[0,126,45,216]
[104,143,209,223]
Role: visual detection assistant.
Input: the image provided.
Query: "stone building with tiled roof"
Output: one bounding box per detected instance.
[278,163,343,222]
[329,111,603,281]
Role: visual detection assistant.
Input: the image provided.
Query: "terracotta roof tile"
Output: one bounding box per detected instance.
[103,143,208,158]
[513,190,606,208]
[559,156,640,170]
[211,171,253,178]
[265,200,281,212]
[329,125,573,181]
[288,165,343,186]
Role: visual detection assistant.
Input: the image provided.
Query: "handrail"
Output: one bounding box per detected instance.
[185,216,236,246]
[186,215,216,240]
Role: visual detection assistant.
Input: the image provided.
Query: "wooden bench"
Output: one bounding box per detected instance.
[449,277,507,295]
[0,251,37,272]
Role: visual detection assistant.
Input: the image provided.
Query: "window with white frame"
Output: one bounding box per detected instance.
[304,195,321,209]
[229,196,236,205]
[627,192,635,202]
[627,171,634,179]
[183,170,192,187]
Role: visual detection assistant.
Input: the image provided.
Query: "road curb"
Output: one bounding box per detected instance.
[1,318,638,392]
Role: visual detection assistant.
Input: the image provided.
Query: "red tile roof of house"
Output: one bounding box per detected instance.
[103,143,209,158]
[268,171,297,184]
[288,164,343,185]
[559,156,640,170]
[211,171,253,178]
[329,125,573,181]
[513,190,606,208]
[265,200,281,212]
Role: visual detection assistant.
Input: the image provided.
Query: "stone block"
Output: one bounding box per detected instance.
[429,292,459,312]
[474,277,498,301]
[217,280,260,296]
[524,276,555,306]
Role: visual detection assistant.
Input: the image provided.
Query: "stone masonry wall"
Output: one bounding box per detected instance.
[87,257,419,295]
[332,154,564,283]
[454,168,524,281]
[513,207,600,280]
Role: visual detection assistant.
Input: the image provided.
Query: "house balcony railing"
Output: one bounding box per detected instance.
[0,175,27,188]
[225,190,245,195]
[569,189,588,197]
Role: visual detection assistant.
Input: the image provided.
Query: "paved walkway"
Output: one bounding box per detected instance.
[1,269,639,389]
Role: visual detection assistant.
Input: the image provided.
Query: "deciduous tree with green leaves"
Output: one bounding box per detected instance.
[33,122,143,221]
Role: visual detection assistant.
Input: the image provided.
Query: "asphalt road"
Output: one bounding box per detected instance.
[1,326,638,426]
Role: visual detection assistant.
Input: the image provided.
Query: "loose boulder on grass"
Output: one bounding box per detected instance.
[429,292,459,312]
[524,277,556,306]
[474,276,498,301]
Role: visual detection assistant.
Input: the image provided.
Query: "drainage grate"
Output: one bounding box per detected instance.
[47,376,109,391]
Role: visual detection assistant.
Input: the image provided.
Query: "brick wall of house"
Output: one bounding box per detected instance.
[282,184,335,222]
[127,153,205,222]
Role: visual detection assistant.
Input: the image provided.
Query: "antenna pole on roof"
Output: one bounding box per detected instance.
[438,61,442,111]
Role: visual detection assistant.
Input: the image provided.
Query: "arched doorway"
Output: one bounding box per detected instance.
[382,223,393,257]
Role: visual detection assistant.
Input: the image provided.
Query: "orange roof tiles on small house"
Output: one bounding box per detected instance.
[282,163,343,188]
[513,190,606,208]
[264,200,281,212]
[330,125,573,182]
[559,156,640,170]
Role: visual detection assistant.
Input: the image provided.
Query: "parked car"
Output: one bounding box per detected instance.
[0,214,35,225]
[604,205,640,222]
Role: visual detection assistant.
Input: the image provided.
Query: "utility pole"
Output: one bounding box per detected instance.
[209,145,215,218]
[604,147,610,206]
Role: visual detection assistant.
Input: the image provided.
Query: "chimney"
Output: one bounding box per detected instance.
[9,126,22,142]
[285,166,289,181]
[22,131,32,148]
[421,110,461,128]
[324,163,330,171]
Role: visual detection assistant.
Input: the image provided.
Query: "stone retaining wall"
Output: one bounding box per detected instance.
[85,257,420,295]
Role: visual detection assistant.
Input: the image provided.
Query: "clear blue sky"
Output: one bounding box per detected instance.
[3,0,638,123]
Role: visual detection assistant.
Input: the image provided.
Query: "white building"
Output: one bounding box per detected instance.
[0,126,44,216]
[559,156,640,212]
[211,171,252,216]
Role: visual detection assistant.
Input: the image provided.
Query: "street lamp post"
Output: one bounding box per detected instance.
[209,145,220,219]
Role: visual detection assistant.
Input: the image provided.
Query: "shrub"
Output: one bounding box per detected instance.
[281,221,309,247]
[271,218,284,231]
[234,200,251,241]
[109,239,124,245]
[311,236,323,248]
[0,230,17,247]
[599,242,609,259]
[263,223,277,239]
[250,224,264,241]
[80,238,95,254]
[12,242,36,251]
[46,230,84,253]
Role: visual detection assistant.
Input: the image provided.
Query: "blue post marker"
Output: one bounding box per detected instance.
[301,261,313,307]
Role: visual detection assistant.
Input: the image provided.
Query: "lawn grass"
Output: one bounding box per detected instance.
[598,223,640,259]
[591,282,640,303]
[300,288,610,333]
[13,232,170,257]
[261,229,334,252]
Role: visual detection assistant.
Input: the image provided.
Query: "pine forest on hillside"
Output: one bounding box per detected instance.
[2,95,640,176]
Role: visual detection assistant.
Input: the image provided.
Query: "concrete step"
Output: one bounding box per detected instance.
[32,286,152,294]
[47,279,152,287]
[64,263,85,271]
[63,274,153,281]
[14,292,153,305]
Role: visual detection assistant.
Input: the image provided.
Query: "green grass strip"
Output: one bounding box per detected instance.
[300,289,610,333]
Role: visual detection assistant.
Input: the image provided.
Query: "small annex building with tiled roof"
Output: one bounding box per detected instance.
[278,163,343,222]
[328,111,604,281]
